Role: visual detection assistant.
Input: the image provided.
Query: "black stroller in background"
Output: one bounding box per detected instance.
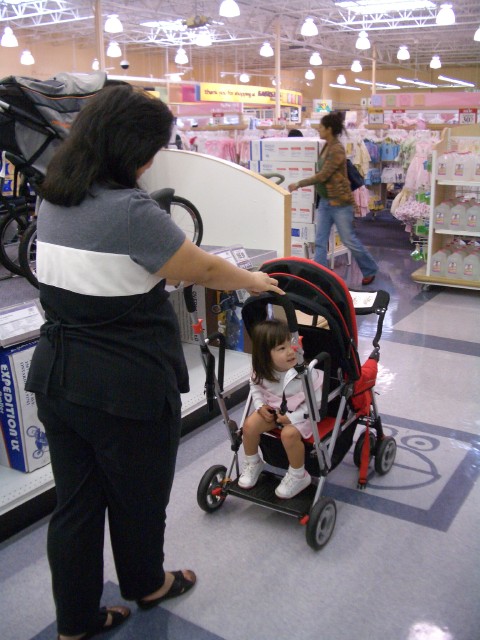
[188,257,396,550]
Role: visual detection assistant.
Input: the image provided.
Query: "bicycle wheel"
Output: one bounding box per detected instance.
[169,196,203,246]
[0,210,29,277]
[18,219,39,288]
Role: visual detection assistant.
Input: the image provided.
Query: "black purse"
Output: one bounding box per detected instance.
[346,159,365,192]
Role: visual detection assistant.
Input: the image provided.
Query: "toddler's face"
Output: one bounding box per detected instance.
[270,338,297,372]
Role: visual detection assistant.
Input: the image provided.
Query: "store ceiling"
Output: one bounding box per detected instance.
[1,0,479,79]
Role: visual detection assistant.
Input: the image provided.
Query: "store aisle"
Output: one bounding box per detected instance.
[0,241,479,640]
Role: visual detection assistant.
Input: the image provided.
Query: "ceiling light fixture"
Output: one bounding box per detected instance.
[301,17,318,37]
[397,45,410,60]
[20,49,35,65]
[397,76,437,88]
[310,51,323,65]
[351,60,362,72]
[337,74,346,84]
[175,46,189,64]
[106,41,122,58]
[260,42,274,57]
[474,25,480,42]
[329,83,360,91]
[92,58,100,71]
[1,27,18,47]
[429,55,441,69]
[239,73,250,83]
[437,74,475,87]
[195,31,212,47]
[436,3,455,26]
[104,14,123,34]
[355,30,371,50]
[355,78,401,89]
[219,0,240,17]
[305,69,315,80]
[335,1,436,14]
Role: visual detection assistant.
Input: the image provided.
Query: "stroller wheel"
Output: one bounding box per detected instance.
[197,465,228,513]
[306,497,337,551]
[353,430,376,468]
[374,437,397,475]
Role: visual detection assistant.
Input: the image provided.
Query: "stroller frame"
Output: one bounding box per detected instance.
[188,257,395,550]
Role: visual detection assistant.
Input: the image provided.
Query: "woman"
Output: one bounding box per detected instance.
[25,84,282,640]
[288,111,378,285]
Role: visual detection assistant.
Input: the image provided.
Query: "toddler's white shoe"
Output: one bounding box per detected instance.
[275,470,311,499]
[238,459,264,489]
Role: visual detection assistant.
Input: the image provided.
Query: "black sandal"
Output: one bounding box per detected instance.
[57,605,131,640]
[136,570,196,610]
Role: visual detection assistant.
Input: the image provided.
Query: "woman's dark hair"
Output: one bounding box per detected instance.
[320,111,346,137]
[251,319,291,384]
[40,84,174,206]
[287,128,303,137]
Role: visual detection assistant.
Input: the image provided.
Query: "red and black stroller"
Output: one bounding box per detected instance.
[188,257,396,550]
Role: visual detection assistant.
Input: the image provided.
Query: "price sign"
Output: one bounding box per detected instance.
[458,108,477,125]
[368,107,384,125]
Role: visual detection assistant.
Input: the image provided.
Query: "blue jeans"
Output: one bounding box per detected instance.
[314,199,378,278]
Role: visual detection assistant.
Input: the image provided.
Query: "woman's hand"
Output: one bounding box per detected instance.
[288,182,299,193]
[246,271,284,296]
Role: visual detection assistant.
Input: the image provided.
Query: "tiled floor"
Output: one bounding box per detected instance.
[0,233,479,640]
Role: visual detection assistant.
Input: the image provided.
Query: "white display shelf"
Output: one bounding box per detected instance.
[0,342,251,517]
[433,229,480,236]
[437,180,480,187]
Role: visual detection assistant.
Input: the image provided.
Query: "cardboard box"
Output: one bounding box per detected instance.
[258,138,323,162]
[0,340,49,473]
[291,205,315,224]
[291,223,316,243]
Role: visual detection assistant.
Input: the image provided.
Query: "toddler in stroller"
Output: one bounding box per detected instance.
[238,318,324,499]
[193,257,396,550]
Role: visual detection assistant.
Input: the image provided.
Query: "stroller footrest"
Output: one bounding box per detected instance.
[228,471,317,517]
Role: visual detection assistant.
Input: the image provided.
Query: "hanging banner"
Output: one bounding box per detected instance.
[199,82,302,106]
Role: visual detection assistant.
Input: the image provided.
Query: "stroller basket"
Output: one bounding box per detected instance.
[191,257,396,550]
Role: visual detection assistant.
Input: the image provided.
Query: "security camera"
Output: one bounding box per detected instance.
[120,59,130,70]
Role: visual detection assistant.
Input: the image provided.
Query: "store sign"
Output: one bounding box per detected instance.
[200,82,302,106]
[368,107,385,125]
[458,108,477,125]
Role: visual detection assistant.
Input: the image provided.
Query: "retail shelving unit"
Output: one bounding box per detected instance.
[411,123,480,290]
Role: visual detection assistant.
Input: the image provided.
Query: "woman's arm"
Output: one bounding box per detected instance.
[155,238,283,295]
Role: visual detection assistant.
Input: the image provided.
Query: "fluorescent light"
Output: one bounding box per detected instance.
[175,47,189,64]
[106,41,122,58]
[351,60,362,72]
[1,27,18,47]
[219,0,240,18]
[397,77,437,88]
[335,1,435,14]
[355,78,400,89]
[20,50,35,65]
[301,18,318,37]
[429,55,441,69]
[355,31,371,50]
[260,42,274,57]
[437,74,475,87]
[104,14,123,34]
[436,3,455,26]
[397,46,410,60]
[305,69,315,80]
[310,51,322,65]
[475,26,480,42]
[239,73,250,83]
[329,83,361,91]
[195,31,212,47]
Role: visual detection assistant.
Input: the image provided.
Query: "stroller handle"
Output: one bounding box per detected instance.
[247,291,299,334]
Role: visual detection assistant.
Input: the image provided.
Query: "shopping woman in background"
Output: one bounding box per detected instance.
[288,111,378,285]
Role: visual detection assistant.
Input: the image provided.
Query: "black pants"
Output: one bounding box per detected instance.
[36,393,182,636]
